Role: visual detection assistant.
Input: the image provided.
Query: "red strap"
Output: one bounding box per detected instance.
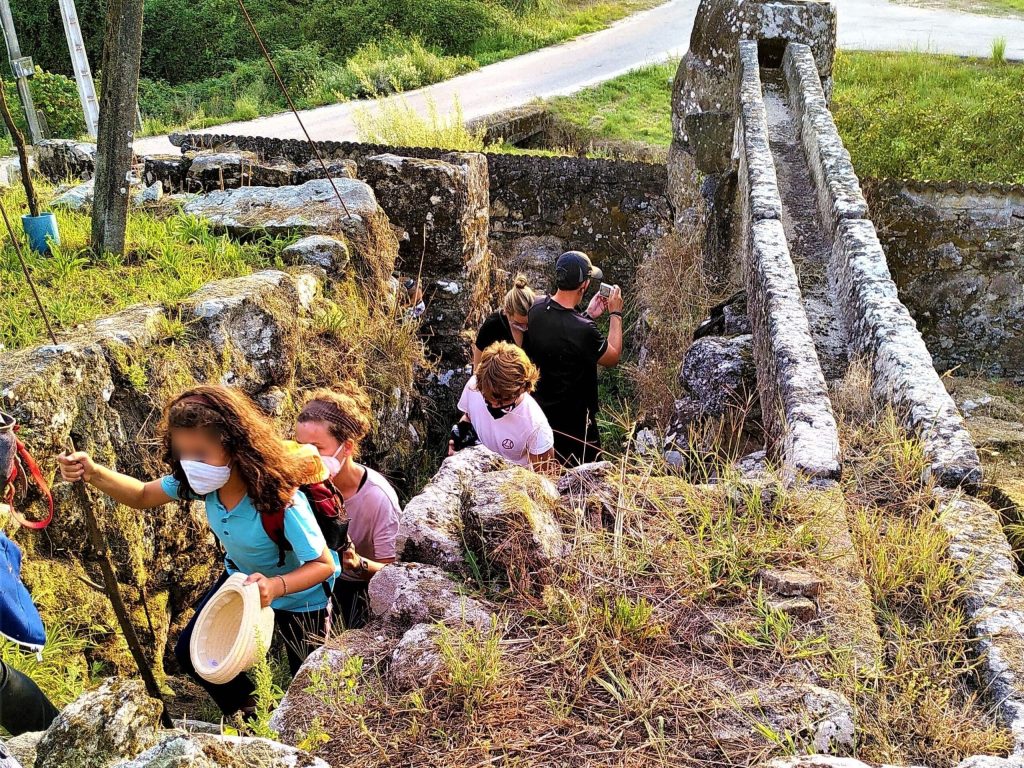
[8,438,53,530]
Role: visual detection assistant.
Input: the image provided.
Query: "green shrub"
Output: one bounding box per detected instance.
[266,44,326,102]
[1,68,85,140]
[336,36,478,98]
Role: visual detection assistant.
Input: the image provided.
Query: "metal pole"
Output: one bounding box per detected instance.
[57,0,99,139]
[0,0,42,144]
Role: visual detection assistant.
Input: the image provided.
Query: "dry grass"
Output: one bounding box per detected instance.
[832,363,1012,766]
[285,450,890,768]
[629,230,717,427]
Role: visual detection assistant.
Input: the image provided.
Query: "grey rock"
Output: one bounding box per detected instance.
[35,139,96,182]
[181,270,318,393]
[269,633,388,742]
[113,733,329,768]
[142,155,192,194]
[3,732,40,768]
[733,449,769,479]
[679,334,756,416]
[37,678,163,768]
[765,757,873,768]
[360,152,490,367]
[955,757,1024,768]
[0,743,22,768]
[719,684,855,755]
[50,178,95,211]
[292,158,358,184]
[760,567,822,599]
[388,623,445,691]
[170,719,221,736]
[463,468,563,593]
[557,461,616,497]
[282,235,350,276]
[132,181,163,206]
[185,151,255,191]
[368,562,494,633]
[396,445,510,571]
[768,596,818,621]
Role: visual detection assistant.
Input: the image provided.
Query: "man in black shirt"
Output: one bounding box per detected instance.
[525,251,624,466]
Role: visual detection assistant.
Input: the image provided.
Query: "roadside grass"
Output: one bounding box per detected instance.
[547,61,677,145]
[139,0,663,135]
[353,97,488,150]
[0,183,287,351]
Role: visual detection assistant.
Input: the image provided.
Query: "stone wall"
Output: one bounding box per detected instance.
[783,42,981,490]
[735,41,840,483]
[863,179,1024,379]
[169,133,671,294]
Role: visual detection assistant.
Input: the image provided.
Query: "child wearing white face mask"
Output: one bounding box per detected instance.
[57,385,338,719]
[295,383,401,630]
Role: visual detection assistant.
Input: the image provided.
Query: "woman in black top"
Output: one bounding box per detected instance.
[473,274,535,366]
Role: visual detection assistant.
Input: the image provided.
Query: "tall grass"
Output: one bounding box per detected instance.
[353,96,487,150]
[992,36,1008,65]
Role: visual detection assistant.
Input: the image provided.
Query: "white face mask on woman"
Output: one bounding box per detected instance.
[179,459,232,495]
[319,444,345,478]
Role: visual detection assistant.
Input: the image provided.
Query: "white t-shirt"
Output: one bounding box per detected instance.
[457,377,555,467]
[341,466,401,581]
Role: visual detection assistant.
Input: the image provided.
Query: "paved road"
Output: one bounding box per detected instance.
[134,0,1024,155]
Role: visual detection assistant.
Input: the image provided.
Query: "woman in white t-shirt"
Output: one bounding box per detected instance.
[294,383,402,629]
[452,342,556,473]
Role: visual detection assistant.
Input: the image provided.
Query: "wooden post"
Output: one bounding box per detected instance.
[91,0,144,256]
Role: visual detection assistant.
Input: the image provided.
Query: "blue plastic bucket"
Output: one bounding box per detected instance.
[22,213,60,255]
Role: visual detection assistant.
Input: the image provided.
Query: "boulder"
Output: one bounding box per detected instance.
[388,623,445,691]
[268,633,386,741]
[734,449,769,479]
[490,235,562,295]
[463,467,564,593]
[132,182,163,207]
[50,179,95,211]
[183,179,398,294]
[714,684,855,755]
[678,334,757,416]
[396,446,510,571]
[282,235,350,276]
[2,732,40,768]
[36,678,163,768]
[35,139,96,182]
[759,567,822,599]
[181,270,318,393]
[359,152,490,368]
[765,758,873,768]
[368,562,494,633]
[113,733,330,768]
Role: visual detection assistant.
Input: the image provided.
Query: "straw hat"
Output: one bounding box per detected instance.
[189,573,276,684]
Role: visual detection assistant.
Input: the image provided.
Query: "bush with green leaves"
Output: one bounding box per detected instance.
[2,68,85,140]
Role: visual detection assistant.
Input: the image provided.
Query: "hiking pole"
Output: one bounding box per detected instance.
[234,0,352,219]
[0,201,174,729]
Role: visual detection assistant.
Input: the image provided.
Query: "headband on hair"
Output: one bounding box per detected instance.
[300,401,361,437]
[176,393,217,410]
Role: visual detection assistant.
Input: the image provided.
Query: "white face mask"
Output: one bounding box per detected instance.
[320,444,344,478]
[180,459,232,495]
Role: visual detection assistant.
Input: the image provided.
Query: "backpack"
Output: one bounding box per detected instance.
[254,442,351,569]
[0,412,53,531]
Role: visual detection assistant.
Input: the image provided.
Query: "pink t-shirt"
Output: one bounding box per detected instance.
[342,466,401,581]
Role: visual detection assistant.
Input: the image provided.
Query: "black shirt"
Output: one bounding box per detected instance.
[474,311,515,353]
[524,295,608,416]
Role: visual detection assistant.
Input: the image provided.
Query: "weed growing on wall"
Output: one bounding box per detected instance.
[353,97,487,150]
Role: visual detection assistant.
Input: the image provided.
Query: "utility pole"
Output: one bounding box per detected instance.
[91,0,144,256]
[58,0,99,138]
[0,0,42,144]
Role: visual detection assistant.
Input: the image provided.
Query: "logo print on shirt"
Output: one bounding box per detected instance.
[502,438,515,450]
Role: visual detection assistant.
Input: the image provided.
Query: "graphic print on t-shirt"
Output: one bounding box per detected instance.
[502,438,515,450]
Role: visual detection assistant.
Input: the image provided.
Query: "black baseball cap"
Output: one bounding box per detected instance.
[555,250,603,290]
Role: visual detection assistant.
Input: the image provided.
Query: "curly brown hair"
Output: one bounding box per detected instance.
[161,384,305,519]
[474,341,539,404]
[297,382,373,454]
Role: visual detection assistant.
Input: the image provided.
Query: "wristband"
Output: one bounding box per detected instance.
[276,575,288,596]
[609,311,623,318]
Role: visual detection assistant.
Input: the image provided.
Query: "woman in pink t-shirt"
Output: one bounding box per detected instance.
[295,383,401,629]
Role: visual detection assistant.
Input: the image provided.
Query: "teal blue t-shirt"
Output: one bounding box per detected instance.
[160,476,339,613]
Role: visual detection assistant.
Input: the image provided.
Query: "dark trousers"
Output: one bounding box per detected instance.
[332,579,370,630]
[174,572,329,717]
[547,407,602,468]
[0,660,59,736]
